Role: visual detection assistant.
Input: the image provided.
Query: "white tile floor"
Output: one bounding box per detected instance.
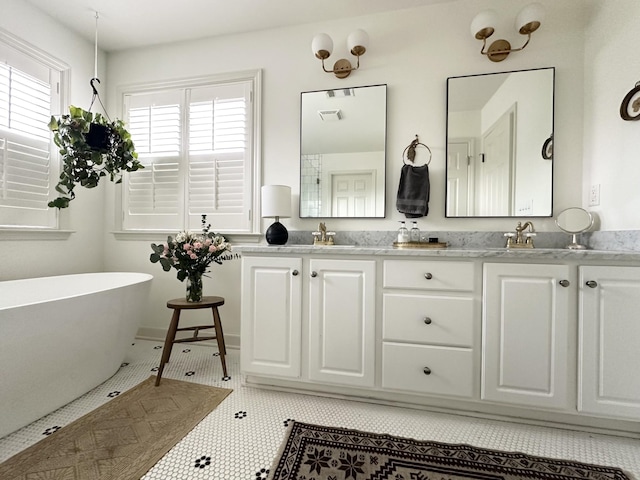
[1,339,639,479]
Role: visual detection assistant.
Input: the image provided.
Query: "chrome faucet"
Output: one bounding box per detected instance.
[312,222,335,245]
[505,221,536,248]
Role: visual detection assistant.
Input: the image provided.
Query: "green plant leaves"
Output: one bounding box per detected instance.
[47,106,144,209]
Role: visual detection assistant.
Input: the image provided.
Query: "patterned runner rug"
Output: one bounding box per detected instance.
[0,376,232,480]
[269,421,633,480]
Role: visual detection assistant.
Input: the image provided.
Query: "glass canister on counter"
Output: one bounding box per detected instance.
[410,221,420,243]
[397,221,410,243]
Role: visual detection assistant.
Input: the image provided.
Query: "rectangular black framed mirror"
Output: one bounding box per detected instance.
[446,68,554,217]
[300,84,387,218]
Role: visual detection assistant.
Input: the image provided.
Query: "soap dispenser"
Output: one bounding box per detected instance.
[410,221,420,243]
[397,221,409,243]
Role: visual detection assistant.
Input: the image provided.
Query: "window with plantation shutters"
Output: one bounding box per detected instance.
[0,33,65,229]
[121,72,260,234]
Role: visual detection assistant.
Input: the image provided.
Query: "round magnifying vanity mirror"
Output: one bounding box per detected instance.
[555,207,594,249]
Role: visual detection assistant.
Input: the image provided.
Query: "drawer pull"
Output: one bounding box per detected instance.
[586,280,598,288]
[424,273,433,280]
[559,279,570,287]
[310,271,318,278]
[292,270,299,276]
[423,367,432,375]
[423,317,432,325]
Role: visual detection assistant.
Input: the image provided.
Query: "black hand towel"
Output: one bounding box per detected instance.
[396,163,430,218]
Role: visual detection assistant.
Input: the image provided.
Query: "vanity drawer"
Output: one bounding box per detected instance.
[383,260,475,291]
[381,343,474,398]
[383,294,474,347]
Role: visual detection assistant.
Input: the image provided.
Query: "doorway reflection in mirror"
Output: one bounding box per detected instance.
[446,68,554,218]
[300,84,386,218]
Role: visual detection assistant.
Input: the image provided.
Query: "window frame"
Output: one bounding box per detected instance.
[0,28,69,231]
[116,69,262,238]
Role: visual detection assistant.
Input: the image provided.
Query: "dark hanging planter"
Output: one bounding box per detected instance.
[86,122,111,151]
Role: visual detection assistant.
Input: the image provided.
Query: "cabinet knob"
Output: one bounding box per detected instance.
[310,271,317,278]
[423,317,432,325]
[424,273,433,280]
[586,280,598,288]
[423,367,432,375]
[559,279,570,287]
[292,270,299,276]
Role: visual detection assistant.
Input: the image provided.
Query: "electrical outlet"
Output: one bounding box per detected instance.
[589,184,600,206]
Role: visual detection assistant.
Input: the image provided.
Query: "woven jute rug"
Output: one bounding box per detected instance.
[269,421,633,480]
[0,376,232,480]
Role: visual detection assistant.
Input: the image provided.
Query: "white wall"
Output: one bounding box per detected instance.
[102,0,589,343]
[3,0,637,347]
[582,0,640,230]
[0,0,107,280]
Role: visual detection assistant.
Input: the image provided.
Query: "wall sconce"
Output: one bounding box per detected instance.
[261,185,292,245]
[312,29,369,79]
[470,3,544,62]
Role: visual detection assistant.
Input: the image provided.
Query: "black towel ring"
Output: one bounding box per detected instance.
[402,135,432,166]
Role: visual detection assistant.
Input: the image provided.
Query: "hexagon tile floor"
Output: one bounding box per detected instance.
[1,340,639,480]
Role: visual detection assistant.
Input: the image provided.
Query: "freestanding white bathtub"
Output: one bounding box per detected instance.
[0,272,153,438]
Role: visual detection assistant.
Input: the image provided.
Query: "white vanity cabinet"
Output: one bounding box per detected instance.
[238,245,640,434]
[308,259,376,387]
[240,255,376,387]
[381,260,479,398]
[579,266,640,420]
[240,256,302,378]
[482,263,573,410]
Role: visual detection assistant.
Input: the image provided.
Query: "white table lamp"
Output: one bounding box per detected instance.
[261,185,292,245]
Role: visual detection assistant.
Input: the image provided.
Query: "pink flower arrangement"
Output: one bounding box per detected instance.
[150,215,232,282]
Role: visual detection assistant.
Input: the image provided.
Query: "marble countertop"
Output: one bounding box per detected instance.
[233,244,640,261]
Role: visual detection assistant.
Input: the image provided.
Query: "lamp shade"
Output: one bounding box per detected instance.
[470,9,498,39]
[261,185,291,218]
[312,33,333,59]
[516,3,544,34]
[348,29,369,56]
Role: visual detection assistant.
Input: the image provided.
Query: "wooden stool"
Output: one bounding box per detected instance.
[155,296,227,386]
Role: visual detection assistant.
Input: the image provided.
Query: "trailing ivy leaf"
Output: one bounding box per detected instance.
[48,116,59,131]
[48,197,70,208]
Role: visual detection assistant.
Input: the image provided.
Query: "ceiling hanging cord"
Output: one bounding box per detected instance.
[88,11,110,120]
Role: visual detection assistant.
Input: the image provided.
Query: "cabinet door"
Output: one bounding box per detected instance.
[240,256,302,378]
[579,266,640,419]
[482,263,572,410]
[308,259,376,387]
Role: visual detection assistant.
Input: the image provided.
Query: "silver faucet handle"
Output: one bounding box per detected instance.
[504,232,515,247]
[525,232,536,245]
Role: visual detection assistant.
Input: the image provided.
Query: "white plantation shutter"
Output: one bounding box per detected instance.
[123,90,183,230]
[0,37,62,229]
[122,75,257,233]
[187,82,251,231]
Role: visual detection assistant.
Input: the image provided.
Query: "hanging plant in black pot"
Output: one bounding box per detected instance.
[47,105,143,208]
[85,121,110,151]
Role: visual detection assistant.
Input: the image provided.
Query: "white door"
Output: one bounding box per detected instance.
[446,140,471,216]
[308,258,376,387]
[330,172,374,217]
[579,266,640,419]
[482,263,572,410]
[478,107,515,216]
[240,256,302,378]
